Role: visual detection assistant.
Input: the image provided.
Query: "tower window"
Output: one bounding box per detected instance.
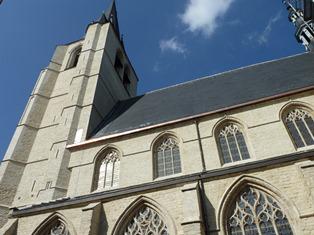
[227,187,293,235]
[284,108,314,148]
[154,136,181,178]
[114,51,124,77]
[217,123,250,164]
[93,149,120,191]
[66,46,81,69]
[123,67,131,93]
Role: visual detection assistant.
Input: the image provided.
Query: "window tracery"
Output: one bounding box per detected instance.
[94,149,120,191]
[217,123,250,164]
[35,219,70,235]
[124,207,169,235]
[284,108,314,148]
[227,187,293,235]
[155,137,181,178]
[49,221,70,235]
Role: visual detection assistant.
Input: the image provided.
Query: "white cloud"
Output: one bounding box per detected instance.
[258,11,282,45]
[159,37,187,54]
[180,0,234,37]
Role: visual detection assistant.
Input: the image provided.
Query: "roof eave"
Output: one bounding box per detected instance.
[66,86,314,150]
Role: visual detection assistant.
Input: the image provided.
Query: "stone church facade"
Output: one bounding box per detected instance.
[0,1,314,235]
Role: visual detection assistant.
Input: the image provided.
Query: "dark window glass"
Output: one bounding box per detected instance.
[236,132,250,160]
[286,121,305,148]
[219,136,232,164]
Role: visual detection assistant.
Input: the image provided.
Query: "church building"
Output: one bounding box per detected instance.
[0,1,314,234]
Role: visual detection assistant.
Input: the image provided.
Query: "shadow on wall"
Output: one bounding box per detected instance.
[204,192,219,234]
[89,95,144,139]
[99,207,108,234]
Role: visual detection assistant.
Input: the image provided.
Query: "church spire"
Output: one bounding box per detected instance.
[98,0,120,38]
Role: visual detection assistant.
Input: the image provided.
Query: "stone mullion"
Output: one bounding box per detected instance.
[111,160,115,188]
[252,191,263,235]
[233,132,243,161]
[170,147,175,175]
[163,149,166,176]
[225,135,234,163]
[103,162,108,189]
[293,119,307,146]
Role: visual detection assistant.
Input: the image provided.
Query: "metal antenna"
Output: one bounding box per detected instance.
[284,0,314,51]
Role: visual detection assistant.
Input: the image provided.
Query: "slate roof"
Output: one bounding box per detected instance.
[92,53,314,139]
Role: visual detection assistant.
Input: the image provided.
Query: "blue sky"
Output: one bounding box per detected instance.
[0,0,304,159]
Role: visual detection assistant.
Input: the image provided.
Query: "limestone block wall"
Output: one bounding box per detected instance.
[67,91,314,198]
[0,19,140,229]
[2,158,314,235]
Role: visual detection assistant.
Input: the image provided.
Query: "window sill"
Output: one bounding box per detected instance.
[221,158,255,168]
[296,145,314,152]
[92,186,119,193]
[153,172,183,181]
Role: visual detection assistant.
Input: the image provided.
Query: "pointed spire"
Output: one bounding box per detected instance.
[98,0,120,37]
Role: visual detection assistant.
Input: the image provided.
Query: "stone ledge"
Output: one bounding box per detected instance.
[10,149,314,218]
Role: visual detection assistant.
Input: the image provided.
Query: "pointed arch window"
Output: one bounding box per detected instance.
[217,123,250,164]
[227,187,293,235]
[33,216,71,235]
[154,136,181,178]
[124,206,169,235]
[94,149,120,191]
[67,46,81,69]
[284,108,314,148]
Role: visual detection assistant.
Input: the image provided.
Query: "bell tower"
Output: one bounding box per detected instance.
[0,0,138,227]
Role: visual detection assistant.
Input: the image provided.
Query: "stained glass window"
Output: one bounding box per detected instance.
[94,149,120,191]
[285,108,314,148]
[155,137,181,178]
[124,207,169,235]
[218,123,250,164]
[227,187,293,235]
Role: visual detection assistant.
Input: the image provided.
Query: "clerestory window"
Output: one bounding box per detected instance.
[227,187,293,235]
[217,123,250,164]
[154,136,182,178]
[284,108,314,148]
[93,149,120,191]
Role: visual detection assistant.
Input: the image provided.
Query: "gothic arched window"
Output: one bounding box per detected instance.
[33,216,71,235]
[93,149,120,191]
[227,187,293,235]
[154,136,181,178]
[124,207,169,235]
[217,123,250,164]
[284,108,314,148]
[67,46,81,69]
